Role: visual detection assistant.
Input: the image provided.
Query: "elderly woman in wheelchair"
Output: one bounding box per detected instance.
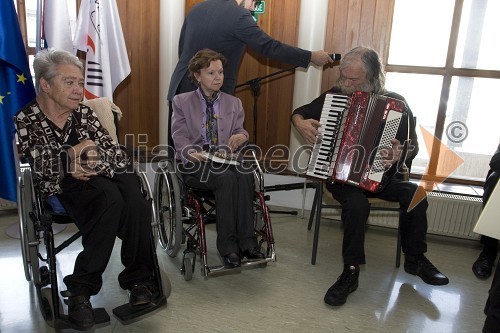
[14,48,164,331]
[171,49,266,268]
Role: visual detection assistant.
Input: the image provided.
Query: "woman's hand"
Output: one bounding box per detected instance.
[188,151,208,162]
[68,140,99,181]
[228,133,247,151]
[70,156,98,181]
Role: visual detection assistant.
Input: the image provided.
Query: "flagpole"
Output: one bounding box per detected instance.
[36,0,43,52]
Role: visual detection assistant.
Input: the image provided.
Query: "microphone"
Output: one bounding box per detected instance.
[329,53,341,61]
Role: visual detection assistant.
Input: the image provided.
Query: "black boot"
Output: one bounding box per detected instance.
[66,295,95,331]
[129,280,160,306]
[472,250,496,279]
[404,254,449,285]
[324,265,359,306]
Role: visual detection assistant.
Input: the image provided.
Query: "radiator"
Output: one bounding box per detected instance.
[425,192,483,239]
[322,192,483,240]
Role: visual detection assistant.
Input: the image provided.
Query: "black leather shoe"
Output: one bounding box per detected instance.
[324,265,359,306]
[404,254,449,285]
[129,280,159,306]
[222,252,241,268]
[242,247,266,260]
[66,295,95,331]
[472,251,495,279]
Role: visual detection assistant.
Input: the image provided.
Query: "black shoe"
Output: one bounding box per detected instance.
[242,247,266,260]
[324,265,359,306]
[404,254,449,286]
[472,251,495,279]
[222,252,241,268]
[129,280,159,306]
[66,295,95,331]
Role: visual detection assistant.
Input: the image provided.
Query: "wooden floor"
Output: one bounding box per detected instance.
[0,208,493,333]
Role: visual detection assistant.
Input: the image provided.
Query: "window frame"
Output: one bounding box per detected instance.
[15,0,36,57]
[385,0,500,186]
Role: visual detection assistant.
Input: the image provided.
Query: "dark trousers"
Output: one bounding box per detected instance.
[58,172,154,296]
[180,162,257,255]
[327,178,428,265]
[482,170,500,332]
[484,257,500,332]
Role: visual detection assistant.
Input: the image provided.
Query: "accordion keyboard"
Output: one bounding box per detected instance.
[306,93,349,179]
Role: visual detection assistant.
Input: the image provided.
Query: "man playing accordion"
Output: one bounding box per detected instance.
[291,46,449,307]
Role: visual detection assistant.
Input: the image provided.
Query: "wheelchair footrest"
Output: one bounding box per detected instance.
[112,295,167,323]
[95,308,111,324]
[205,256,276,276]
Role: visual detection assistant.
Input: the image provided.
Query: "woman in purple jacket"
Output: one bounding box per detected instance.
[171,49,265,268]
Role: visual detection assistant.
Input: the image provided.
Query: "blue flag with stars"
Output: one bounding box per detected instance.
[0,0,36,202]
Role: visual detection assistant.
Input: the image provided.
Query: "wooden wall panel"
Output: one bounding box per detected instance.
[374,0,396,63]
[322,0,395,93]
[114,0,160,149]
[359,1,377,46]
[235,0,302,153]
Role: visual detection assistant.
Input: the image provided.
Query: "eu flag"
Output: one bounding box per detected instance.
[0,0,36,202]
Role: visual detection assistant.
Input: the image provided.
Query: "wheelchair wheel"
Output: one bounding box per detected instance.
[134,162,159,245]
[154,161,182,257]
[182,257,193,281]
[17,168,40,282]
[39,287,62,328]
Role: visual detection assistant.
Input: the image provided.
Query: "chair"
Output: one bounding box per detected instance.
[307,181,403,267]
[82,97,122,142]
[307,114,418,267]
[16,99,169,328]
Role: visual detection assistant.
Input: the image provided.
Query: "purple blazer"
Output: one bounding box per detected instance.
[171,90,249,161]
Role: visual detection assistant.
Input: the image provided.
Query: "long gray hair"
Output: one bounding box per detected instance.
[338,46,385,94]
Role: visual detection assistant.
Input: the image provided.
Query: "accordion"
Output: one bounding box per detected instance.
[305,91,407,192]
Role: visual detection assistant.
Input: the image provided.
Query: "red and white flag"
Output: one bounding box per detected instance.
[73,0,131,101]
[43,0,73,52]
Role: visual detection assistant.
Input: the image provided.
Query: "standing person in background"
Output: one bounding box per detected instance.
[479,144,500,333]
[166,0,334,149]
[473,144,500,280]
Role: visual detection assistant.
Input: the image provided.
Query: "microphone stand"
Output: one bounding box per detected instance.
[235,56,339,217]
[236,66,303,216]
[235,65,298,145]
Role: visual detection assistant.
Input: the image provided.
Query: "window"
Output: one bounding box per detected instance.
[386,0,500,182]
[15,0,78,75]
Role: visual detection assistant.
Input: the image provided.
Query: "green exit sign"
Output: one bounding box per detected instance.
[252,1,265,21]
[254,1,265,14]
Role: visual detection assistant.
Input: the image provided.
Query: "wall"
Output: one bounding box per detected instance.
[113,0,160,148]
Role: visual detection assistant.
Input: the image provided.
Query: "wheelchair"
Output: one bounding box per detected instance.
[154,150,276,281]
[16,161,169,329]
